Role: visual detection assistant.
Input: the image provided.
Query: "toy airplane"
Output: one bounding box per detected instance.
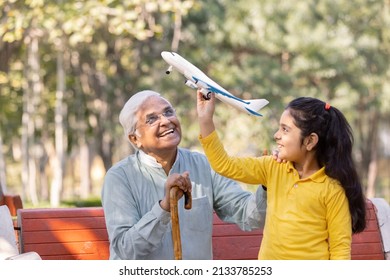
[161,51,269,116]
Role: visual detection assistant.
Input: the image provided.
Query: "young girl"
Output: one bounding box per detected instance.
[197,91,366,260]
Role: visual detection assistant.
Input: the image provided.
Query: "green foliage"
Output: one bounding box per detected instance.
[62,197,102,207]
[0,0,389,203]
[24,197,102,208]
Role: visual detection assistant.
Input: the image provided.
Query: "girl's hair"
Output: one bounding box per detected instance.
[286,97,366,233]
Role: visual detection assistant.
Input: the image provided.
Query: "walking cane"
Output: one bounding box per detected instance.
[170,187,192,260]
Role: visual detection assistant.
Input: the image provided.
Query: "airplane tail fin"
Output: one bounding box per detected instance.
[245,99,269,116]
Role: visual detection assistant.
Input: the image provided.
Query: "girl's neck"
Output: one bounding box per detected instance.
[293,159,321,179]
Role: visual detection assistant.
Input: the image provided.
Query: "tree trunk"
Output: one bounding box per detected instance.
[0,132,6,198]
[366,110,379,198]
[21,71,30,203]
[22,33,42,205]
[71,50,92,199]
[79,139,91,199]
[171,5,182,52]
[50,50,66,207]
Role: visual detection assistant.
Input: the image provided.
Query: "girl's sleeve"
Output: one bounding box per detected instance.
[199,130,266,185]
[326,185,352,260]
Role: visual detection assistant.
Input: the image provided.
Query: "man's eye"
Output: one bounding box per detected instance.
[146,115,158,124]
[165,108,175,117]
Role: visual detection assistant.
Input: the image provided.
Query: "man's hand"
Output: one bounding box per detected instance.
[160,171,192,211]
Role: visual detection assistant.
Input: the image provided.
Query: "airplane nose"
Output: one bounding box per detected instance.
[161,51,168,60]
[161,51,172,59]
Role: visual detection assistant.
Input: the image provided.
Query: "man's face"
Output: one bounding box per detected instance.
[130,96,182,156]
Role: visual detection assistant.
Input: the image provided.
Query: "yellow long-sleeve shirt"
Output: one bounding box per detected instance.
[199,131,352,260]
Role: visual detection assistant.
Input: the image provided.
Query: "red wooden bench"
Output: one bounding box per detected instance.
[16,199,387,260]
[17,207,108,260]
[1,194,23,217]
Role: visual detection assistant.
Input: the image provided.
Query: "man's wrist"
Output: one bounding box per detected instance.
[159,199,170,212]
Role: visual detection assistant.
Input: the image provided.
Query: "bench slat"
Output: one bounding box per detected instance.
[213,235,262,260]
[24,240,109,260]
[19,207,104,218]
[22,229,109,243]
[21,217,107,231]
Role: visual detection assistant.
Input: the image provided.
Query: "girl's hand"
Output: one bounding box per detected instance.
[196,89,216,138]
[272,149,287,163]
[196,89,215,120]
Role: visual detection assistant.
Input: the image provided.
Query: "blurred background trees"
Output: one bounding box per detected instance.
[0,0,389,207]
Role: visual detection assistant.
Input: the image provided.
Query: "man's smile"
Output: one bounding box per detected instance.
[159,128,175,137]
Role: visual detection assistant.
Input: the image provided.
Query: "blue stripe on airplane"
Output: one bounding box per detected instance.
[245,107,262,116]
[192,76,250,105]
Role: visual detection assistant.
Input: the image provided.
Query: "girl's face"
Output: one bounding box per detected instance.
[273,109,306,162]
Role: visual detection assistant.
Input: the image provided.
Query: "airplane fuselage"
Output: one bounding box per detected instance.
[161,51,269,116]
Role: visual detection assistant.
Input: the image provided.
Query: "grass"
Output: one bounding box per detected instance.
[23,196,102,208]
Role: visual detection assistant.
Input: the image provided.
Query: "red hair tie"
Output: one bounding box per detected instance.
[325,103,331,110]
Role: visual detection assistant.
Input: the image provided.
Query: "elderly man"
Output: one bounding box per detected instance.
[101,90,266,260]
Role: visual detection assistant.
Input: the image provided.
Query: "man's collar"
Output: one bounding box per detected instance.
[137,149,179,169]
[138,150,162,168]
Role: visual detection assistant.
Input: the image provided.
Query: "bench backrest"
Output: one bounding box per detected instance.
[17,207,109,260]
[212,213,263,260]
[17,200,385,260]
[351,199,386,260]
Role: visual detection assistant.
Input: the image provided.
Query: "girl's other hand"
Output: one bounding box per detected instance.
[272,149,286,163]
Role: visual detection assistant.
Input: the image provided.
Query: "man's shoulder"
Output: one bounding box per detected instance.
[107,154,137,173]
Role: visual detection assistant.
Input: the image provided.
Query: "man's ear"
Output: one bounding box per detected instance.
[304,133,319,151]
[129,134,142,148]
